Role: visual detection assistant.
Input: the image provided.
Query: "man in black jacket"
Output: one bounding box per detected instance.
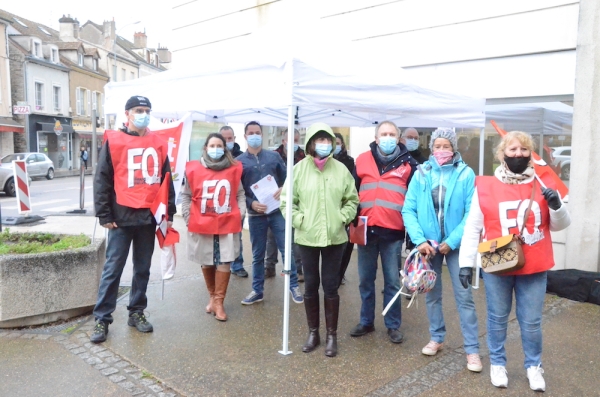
[219,125,248,277]
[401,127,427,164]
[91,96,176,344]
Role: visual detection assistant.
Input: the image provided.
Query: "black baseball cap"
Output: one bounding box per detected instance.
[125,96,152,110]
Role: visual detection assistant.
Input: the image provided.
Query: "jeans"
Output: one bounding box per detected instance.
[266,228,303,274]
[248,210,298,294]
[483,271,547,368]
[357,234,402,330]
[231,215,245,272]
[297,244,345,298]
[426,249,479,354]
[93,224,155,324]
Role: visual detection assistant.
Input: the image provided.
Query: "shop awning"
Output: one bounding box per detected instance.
[0,117,24,133]
[76,132,104,139]
[37,122,75,134]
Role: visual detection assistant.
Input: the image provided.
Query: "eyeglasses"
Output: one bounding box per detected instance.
[404,136,419,141]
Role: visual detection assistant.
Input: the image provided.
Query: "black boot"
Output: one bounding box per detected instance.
[302,295,320,353]
[324,295,340,357]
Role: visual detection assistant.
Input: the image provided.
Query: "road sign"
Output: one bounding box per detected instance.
[13,105,31,115]
[13,160,31,214]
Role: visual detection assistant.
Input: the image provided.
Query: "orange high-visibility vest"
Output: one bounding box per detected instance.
[106,130,166,208]
[356,151,411,231]
[477,174,556,275]
[185,160,243,235]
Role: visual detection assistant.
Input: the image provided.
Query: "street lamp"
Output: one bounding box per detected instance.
[112,21,141,82]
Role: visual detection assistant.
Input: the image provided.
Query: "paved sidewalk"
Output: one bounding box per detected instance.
[1,215,599,396]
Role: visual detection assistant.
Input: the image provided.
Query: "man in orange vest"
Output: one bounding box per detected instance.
[90,96,176,344]
[350,121,417,344]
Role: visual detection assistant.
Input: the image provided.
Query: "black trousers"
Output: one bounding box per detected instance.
[297,244,345,298]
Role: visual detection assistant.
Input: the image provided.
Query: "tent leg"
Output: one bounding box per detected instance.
[161,280,165,301]
[479,128,485,176]
[279,104,296,356]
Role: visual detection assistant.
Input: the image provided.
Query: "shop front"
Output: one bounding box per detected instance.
[73,119,104,169]
[28,115,74,171]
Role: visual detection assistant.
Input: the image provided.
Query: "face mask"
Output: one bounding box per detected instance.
[405,139,419,152]
[333,146,342,156]
[132,113,150,129]
[315,143,332,158]
[246,134,262,149]
[433,150,454,165]
[226,142,234,151]
[504,155,531,174]
[378,136,397,155]
[207,147,224,160]
[293,144,299,152]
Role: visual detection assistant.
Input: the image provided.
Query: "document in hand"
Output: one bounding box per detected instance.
[250,174,281,214]
[349,216,368,245]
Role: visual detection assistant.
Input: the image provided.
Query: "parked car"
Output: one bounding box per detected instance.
[551,146,571,181]
[0,153,55,180]
[0,167,32,197]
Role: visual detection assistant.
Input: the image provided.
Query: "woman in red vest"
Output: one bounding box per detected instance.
[459,131,571,392]
[181,133,246,321]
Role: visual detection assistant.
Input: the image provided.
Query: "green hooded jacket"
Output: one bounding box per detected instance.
[280,123,359,247]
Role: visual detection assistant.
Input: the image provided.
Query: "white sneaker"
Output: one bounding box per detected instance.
[527,365,546,392]
[490,365,508,388]
[421,341,443,356]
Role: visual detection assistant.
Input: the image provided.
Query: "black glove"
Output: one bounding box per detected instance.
[542,187,561,211]
[459,267,473,289]
[351,217,359,227]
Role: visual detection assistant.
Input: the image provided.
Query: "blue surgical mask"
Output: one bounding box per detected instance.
[207,147,224,160]
[226,142,235,151]
[405,139,419,151]
[246,134,262,149]
[315,143,332,158]
[333,146,342,156]
[294,144,299,152]
[132,113,150,129]
[378,136,397,155]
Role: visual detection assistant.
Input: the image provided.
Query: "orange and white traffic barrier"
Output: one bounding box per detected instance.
[13,160,31,214]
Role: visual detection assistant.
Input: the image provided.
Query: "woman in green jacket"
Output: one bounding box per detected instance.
[281,122,358,357]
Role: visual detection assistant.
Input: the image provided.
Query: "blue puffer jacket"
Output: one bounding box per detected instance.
[402,153,475,250]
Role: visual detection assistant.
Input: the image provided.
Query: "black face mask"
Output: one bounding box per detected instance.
[504,155,531,174]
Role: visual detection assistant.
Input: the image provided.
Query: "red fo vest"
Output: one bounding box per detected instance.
[185,161,243,235]
[477,174,556,275]
[356,151,411,230]
[106,130,166,208]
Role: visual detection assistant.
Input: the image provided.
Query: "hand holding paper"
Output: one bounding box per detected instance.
[250,175,281,214]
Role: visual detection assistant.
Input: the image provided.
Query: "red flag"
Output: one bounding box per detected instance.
[151,172,170,248]
[490,120,569,200]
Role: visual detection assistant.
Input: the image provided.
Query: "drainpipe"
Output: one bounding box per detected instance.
[23,59,30,151]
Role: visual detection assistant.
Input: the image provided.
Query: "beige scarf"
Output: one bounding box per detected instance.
[495,162,535,185]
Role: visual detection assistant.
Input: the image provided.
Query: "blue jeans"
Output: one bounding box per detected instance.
[93,224,155,324]
[426,249,479,354]
[357,235,402,330]
[483,271,547,368]
[248,210,298,294]
[231,215,245,272]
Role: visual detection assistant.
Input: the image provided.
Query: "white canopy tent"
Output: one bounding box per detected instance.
[485,102,573,136]
[103,28,485,355]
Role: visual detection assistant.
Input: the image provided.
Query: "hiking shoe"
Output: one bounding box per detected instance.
[350,323,375,337]
[231,268,248,278]
[490,365,508,388]
[387,328,404,344]
[467,353,483,372]
[241,290,264,305]
[527,365,546,392]
[421,341,443,356]
[264,267,276,278]
[90,321,108,344]
[127,313,153,333]
[290,287,304,304]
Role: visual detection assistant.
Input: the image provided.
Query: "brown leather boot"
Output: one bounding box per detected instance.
[213,270,231,321]
[201,266,216,314]
[302,295,320,353]
[324,295,340,357]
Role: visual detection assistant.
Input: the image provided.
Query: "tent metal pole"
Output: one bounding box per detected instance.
[279,104,295,356]
[479,128,485,176]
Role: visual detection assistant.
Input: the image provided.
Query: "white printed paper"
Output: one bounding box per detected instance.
[250,174,281,214]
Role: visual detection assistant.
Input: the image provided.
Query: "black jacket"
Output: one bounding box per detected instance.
[94,127,177,226]
[334,149,355,175]
[409,149,427,164]
[354,141,418,240]
[230,142,243,158]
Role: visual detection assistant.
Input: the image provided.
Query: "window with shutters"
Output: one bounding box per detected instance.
[53,86,61,112]
[76,87,87,116]
[86,89,91,116]
[35,82,44,110]
[76,87,81,115]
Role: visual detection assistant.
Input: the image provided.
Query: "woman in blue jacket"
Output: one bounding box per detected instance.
[402,128,481,373]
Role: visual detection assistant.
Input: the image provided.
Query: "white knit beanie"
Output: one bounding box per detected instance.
[429,128,457,152]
